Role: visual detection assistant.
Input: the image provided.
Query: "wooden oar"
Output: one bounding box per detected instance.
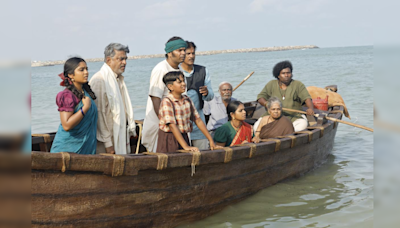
[232,72,254,92]
[282,108,373,132]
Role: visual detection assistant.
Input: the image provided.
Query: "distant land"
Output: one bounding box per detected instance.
[31,45,319,67]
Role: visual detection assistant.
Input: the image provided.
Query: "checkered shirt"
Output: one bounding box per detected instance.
[159,93,200,133]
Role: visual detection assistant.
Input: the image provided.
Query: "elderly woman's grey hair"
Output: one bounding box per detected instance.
[267,97,282,110]
[218,81,232,90]
[104,43,130,62]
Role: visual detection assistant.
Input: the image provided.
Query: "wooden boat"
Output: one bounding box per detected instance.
[31,100,344,228]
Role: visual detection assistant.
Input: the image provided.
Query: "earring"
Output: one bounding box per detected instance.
[233,116,236,120]
[71,78,75,82]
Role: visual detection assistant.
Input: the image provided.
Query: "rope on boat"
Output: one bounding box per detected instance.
[143,152,168,170]
[275,135,297,148]
[100,154,126,176]
[233,143,257,158]
[177,150,201,176]
[222,147,233,163]
[260,139,281,152]
[60,152,70,173]
[295,131,313,142]
[307,126,324,138]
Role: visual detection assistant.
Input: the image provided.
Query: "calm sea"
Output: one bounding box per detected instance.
[31,46,373,227]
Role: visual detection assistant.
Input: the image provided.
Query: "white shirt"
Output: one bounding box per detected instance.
[203,96,236,131]
[142,59,180,152]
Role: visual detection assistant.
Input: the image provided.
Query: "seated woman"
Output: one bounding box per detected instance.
[252,97,294,143]
[213,100,252,147]
[50,57,98,154]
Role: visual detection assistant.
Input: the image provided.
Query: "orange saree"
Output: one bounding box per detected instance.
[230,122,253,146]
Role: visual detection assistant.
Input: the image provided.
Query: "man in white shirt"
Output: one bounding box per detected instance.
[142,37,187,152]
[89,43,136,154]
[204,82,236,137]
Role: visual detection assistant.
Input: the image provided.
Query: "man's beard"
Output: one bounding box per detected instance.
[222,95,231,101]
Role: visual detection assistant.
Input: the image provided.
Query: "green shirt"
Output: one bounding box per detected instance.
[257,79,311,122]
[213,122,236,146]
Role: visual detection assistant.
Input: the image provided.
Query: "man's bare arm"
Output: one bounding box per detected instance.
[150,96,161,117]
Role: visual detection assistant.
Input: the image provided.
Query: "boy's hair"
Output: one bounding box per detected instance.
[163,71,184,90]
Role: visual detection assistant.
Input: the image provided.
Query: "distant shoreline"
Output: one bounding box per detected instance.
[31,45,318,67]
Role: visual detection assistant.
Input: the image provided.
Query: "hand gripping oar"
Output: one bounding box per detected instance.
[232,72,254,92]
[282,108,373,132]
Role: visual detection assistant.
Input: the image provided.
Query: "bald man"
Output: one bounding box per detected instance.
[203,82,237,136]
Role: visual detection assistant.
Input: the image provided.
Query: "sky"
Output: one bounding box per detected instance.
[27,0,374,61]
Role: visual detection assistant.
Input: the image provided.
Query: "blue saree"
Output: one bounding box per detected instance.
[50,90,98,154]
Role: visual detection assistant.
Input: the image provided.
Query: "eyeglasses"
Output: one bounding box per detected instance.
[220,89,232,92]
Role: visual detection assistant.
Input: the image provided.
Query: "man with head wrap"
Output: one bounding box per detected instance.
[179,41,214,150]
[204,81,236,137]
[142,37,187,152]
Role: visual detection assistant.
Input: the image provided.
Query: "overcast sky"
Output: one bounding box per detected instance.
[28,0,374,61]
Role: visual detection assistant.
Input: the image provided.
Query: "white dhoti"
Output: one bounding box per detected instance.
[142,96,160,152]
[142,59,179,152]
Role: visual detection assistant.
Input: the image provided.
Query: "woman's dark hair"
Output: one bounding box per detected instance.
[227,100,243,121]
[272,60,293,79]
[63,57,96,100]
[165,36,184,58]
[163,71,184,91]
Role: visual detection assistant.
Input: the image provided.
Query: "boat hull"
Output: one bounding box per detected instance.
[32,121,338,227]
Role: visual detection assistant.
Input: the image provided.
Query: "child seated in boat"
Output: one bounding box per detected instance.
[252,97,294,143]
[50,57,98,154]
[157,71,217,153]
[213,100,253,146]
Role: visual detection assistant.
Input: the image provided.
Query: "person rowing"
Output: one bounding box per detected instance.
[256,60,315,132]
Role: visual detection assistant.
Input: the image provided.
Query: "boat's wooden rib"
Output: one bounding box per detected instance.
[31,102,343,228]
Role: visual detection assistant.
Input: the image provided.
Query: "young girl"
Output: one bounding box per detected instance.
[157,71,217,153]
[50,57,98,154]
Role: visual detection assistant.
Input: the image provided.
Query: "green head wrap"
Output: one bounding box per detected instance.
[164,39,188,53]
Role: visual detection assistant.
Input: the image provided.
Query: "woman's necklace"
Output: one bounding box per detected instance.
[278,81,287,100]
[230,121,242,132]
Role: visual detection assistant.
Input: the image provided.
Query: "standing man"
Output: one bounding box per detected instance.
[142,37,187,152]
[89,43,136,154]
[203,82,236,136]
[179,41,214,150]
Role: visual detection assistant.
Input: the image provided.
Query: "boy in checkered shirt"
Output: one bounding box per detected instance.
[157,71,217,153]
